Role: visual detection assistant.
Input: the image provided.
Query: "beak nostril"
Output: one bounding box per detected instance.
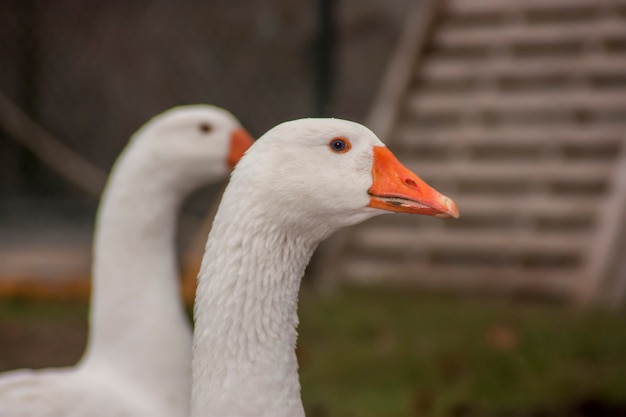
[405,178,418,190]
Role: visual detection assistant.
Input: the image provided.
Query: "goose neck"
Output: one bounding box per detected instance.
[192,213,317,417]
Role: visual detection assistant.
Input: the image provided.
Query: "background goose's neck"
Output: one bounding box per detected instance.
[191,205,319,417]
[81,152,192,412]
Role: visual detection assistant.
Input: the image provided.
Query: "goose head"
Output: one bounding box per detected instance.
[227,118,458,240]
[125,105,253,193]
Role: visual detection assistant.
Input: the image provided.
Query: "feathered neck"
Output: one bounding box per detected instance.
[80,151,192,415]
[191,192,322,417]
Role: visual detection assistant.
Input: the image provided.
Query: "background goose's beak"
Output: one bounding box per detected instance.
[367,146,459,219]
[228,129,254,169]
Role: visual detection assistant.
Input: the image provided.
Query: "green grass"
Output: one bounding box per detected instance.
[1,287,625,416]
[297,287,626,417]
[0,297,88,322]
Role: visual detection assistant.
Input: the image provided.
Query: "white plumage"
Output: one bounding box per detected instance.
[191,118,458,417]
[0,105,253,417]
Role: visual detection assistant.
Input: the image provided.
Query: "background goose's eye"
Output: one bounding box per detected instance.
[329,137,351,153]
[198,122,213,134]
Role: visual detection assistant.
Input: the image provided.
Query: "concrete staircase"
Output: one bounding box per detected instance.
[320,0,626,303]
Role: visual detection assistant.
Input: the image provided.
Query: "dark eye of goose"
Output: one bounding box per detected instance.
[329,137,351,153]
[198,123,213,134]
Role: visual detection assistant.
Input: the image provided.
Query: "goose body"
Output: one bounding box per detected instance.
[191,118,459,417]
[0,105,253,417]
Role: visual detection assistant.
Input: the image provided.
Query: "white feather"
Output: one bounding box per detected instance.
[191,118,389,417]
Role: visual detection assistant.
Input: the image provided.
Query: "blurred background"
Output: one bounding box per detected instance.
[0,0,409,294]
[1,0,626,416]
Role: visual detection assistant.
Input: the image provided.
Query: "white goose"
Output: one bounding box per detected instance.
[191,118,459,417]
[0,105,253,417]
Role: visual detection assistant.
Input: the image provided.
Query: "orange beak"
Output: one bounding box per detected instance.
[368,146,459,219]
[227,128,254,169]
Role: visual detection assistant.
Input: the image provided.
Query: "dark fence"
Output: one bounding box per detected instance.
[0,0,409,198]
[0,0,411,273]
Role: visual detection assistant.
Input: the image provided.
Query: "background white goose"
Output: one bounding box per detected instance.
[191,118,459,417]
[0,105,253,417]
